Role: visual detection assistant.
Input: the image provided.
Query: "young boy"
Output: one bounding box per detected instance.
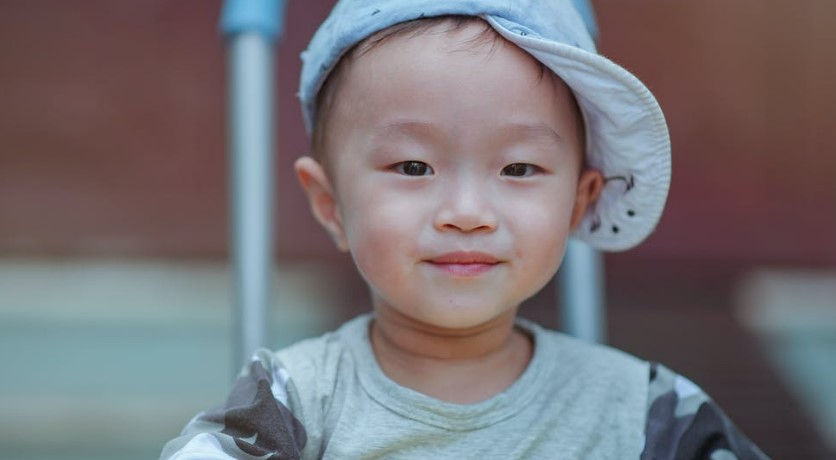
[162,0,768,458]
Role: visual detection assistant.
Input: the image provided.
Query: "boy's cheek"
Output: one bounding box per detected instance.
[340,204,410,253]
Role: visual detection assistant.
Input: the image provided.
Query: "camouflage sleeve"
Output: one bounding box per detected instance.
[640,362,770,460]
[159,349,307,460]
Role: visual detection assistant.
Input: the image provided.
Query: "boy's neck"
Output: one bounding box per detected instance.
[369,308,533,404]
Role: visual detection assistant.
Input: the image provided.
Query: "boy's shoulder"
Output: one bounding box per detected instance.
[269,314,371,411]
[517,316,650,380]
[272,314,369,377]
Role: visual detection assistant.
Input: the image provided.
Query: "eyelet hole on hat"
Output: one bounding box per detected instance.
[627,210,635,217]
[612,225,620,234]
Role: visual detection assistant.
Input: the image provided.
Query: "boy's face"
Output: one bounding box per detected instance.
[297,21,601,330]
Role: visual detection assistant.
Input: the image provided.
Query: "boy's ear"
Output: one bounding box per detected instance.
[570,169,604,231]
[294,156,349,252]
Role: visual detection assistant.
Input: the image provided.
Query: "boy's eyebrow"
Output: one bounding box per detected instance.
[507,122,565,145]
[372,119,439,140]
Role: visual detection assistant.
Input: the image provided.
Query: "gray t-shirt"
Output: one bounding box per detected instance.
[160,314,768,459]
[280,314,648,459]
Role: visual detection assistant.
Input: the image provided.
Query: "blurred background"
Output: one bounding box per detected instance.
[1,1,835,459]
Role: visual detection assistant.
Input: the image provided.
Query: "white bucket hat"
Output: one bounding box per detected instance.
[298,0,671,252]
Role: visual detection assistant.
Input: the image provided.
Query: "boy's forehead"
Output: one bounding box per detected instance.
[340,19,549,92]
[330,17,511,93]
[347,24,533,87]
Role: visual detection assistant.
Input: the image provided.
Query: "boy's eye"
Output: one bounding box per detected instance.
[501,163,540,177]
[395,161,433,176]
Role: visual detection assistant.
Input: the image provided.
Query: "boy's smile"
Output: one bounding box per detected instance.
[296,21,602,334]
[424,251,501,277]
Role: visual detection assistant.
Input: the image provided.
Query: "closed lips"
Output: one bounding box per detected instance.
[426,252,501,265]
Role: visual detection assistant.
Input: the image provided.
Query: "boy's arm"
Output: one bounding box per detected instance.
[159,350,307,460]
[641,362,770,460]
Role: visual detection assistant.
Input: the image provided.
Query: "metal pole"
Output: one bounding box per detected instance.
[221,0,287,371]
[559,0,606,344]
[559,240,607,343]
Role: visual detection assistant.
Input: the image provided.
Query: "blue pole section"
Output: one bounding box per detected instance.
[221,0,287,372]
[559,0,606,344]
[559,240,607,343]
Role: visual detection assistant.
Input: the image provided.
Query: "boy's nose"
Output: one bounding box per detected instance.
[433,181,498,233]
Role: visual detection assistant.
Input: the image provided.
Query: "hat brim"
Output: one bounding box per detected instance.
[486,16,671,252]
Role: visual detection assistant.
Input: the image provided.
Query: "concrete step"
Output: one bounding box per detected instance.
[0,258,339,460]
